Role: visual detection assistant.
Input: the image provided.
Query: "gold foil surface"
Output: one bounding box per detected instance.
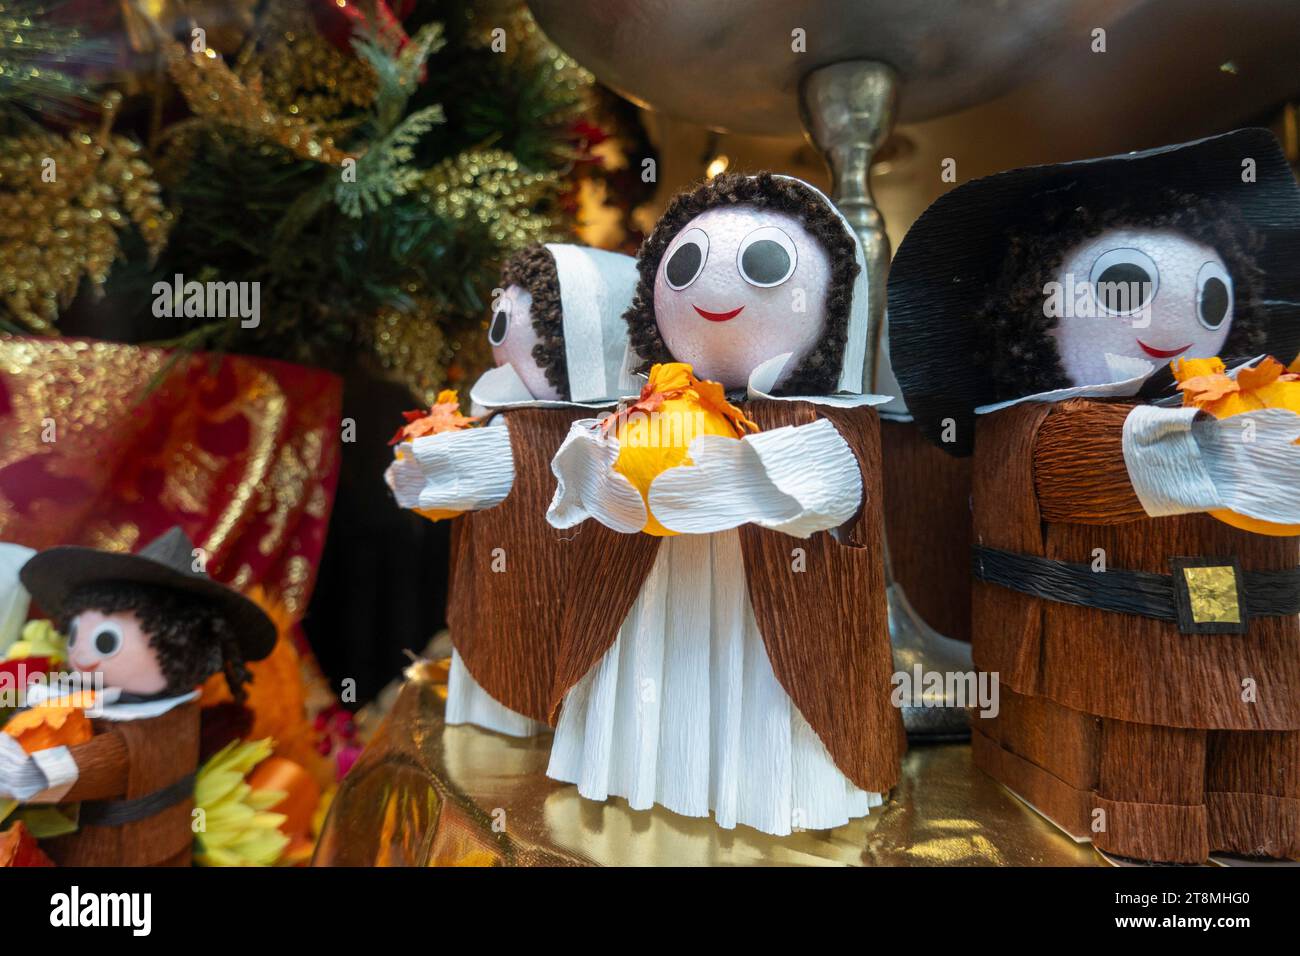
[1183,565,1242,624]
[316,669,1103,867]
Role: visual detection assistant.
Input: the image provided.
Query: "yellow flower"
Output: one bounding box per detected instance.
[1174,355,1300,535]
[608,363,758,536]
[193,738,291,867]
[4,620,68,666]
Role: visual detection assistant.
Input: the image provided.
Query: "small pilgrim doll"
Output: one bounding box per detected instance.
[0,527,274,866]
[887,128,1300,863]
[542,173,904,836]
[386,243,638,737]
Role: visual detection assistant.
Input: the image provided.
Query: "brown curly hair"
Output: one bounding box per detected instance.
[500,245,568,400]
[623,172,860,396]
[60,582,252,702]
[974,189,1266,402]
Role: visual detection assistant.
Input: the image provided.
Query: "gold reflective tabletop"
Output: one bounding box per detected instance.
[316,666,1103,867]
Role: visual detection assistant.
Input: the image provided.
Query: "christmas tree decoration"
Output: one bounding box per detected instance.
[164,41,354,167]
[0,94,171,334]
[0,0,623,406]
[888,128,1300,864]
[0,1,103,119]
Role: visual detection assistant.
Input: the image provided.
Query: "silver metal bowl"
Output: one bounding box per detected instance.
[529,0,1140,135]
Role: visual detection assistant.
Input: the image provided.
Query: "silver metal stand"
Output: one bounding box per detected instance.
[799,60,972,740]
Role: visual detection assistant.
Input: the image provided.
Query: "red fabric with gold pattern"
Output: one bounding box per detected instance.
[0,337,342,618]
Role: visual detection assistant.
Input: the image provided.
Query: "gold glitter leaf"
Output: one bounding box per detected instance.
[165,43,353,167]
[0,126,174,333]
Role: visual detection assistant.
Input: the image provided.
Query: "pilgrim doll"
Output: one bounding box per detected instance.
[541,173,904,836]
[0,527,275,866]
[386,243,638,737]
[887,128,1300,863]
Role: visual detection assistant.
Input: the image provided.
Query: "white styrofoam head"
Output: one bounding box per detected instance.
[1051,227,1234,385]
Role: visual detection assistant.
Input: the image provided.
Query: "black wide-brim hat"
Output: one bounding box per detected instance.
[887,127,1300,456]
[19,526,276,662]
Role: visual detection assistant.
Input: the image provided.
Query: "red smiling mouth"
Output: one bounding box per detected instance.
[1137,340,1192,359]
[693,304,744,322]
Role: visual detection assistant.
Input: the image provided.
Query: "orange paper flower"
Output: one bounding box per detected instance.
[608,363,758,537]
[388,390,478,445]
[4,696,95,754]
[1173,355,1300,535]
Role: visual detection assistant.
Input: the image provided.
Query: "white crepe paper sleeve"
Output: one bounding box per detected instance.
[546,420,647,533]
[648,418,863,538]
[388,420,515,514]
[28,745,79,803]
[1122,406,1219,516]
[1123,405,1300,523]
[0,733,61,802]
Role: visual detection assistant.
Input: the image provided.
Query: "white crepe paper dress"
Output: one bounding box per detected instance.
[543,405,886,836]
[387,417,547,738]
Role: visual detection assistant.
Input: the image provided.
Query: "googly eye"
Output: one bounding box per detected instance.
[737,226,797,288]
[1088,248,1159,316]
[663,228,709,290]
[66,618,78,649]
[487,297,512,346]
[90,622,123,659]
[1196,260,1233,331]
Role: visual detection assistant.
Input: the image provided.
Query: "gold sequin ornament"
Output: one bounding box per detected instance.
[0,96,173,333]
[361,302,456,406]
[165,42,354,166]
[421,149,561,249]
[250,0,376,126]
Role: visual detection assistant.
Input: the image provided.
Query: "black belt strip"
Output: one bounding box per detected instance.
[79,772,196,827]
[972,546,1300,622]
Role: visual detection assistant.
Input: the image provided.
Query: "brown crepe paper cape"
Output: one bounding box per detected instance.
[971,399,1300,861]
[445,406,592,725]
[542,399,906,795]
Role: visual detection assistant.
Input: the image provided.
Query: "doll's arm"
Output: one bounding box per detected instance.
[387,420,516,514]
[0,731,127,803]
[546,420,647,532]
[648,419,862,537]
[1123,405,1300,523]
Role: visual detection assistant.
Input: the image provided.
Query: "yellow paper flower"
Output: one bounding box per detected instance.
[607,363,758,536]
[4,620,68,666]
[193,738,291,868]
[1174,355,1300,535]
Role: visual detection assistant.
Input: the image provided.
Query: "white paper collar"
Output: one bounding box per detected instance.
[23,682,200,722]
[469,363,635,414]
[746,353,893,409]
[974,354,1157,415]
